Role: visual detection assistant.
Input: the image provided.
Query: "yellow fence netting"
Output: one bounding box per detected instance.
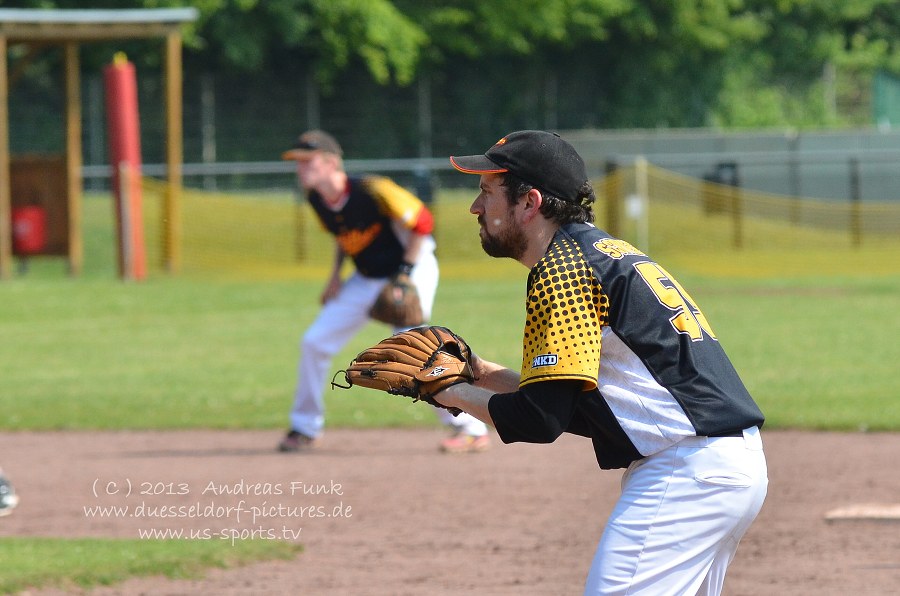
[602,162,898,242]
[139,164,900,280]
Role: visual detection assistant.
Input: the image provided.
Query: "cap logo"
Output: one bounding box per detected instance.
[494,137,508,147]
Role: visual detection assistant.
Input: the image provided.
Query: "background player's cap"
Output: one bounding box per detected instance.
[449,130,588,203]
[282,129,343,160]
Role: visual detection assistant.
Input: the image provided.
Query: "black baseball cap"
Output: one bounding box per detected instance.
[450,130,588,203]
[281,129,343,160]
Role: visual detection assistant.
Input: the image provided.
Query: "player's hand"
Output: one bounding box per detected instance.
[468,355,521,393]
[468,352,487,383]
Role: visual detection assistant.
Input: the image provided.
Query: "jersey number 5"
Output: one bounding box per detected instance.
[634,261,717,341]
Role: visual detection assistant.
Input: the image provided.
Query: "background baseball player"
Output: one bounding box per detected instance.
[278,130,489,453]
[420,130,768,594]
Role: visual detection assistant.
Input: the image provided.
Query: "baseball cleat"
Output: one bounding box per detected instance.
[440,433,491,454]
[278,430,319,453]
[0,474,19,517]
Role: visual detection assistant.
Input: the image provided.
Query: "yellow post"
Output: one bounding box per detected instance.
[633,156,650,251]
[164,31,184,273]
[65,42,83,275]
[850,200,862,247]
[294,192,307,261]
[731,184,743,249]
[603,160,621,237]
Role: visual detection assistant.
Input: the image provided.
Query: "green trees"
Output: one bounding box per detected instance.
[181,0,900,127]
[8,0,900,130]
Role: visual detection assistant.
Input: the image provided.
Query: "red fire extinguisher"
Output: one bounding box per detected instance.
[11,205,47,255]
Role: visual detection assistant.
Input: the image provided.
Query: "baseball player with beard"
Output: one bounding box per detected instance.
[433,130,768,594]
[278,130,490,454]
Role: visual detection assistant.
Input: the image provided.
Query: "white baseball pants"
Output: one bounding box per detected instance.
[584,426,768,595]
[289,252,487,439]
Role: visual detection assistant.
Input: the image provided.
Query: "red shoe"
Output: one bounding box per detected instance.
[440,433,491,454]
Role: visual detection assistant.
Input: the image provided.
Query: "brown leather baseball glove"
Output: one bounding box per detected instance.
[368,272,424,328]
[332,326,474,415]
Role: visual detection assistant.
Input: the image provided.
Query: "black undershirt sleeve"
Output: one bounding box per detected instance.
[487,379,585,444]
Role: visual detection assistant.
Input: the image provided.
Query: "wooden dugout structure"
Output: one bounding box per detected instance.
[0,8,197,279]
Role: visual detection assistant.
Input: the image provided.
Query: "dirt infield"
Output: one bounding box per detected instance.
[1,428,899,595]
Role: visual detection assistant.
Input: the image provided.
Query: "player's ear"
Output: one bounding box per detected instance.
[520,188,543,223]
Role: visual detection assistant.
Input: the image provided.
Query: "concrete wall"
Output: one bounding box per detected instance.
[565,128,900,203]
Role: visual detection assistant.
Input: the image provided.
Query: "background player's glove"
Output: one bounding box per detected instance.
[332,326,473,415]
[368,269,424,328]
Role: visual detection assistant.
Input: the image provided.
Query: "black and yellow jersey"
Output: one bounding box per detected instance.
[500,222,764,468]
[307,175,434,278]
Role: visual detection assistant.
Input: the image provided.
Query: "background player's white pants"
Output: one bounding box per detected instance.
[289,253,487,439]
[584,426,768,596]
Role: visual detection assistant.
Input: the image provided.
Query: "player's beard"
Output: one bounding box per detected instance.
[478,215,528,260]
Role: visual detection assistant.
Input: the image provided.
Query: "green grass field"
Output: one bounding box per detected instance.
[3,191,898,432]
[2,272,898,433]
[1,188,899,593]
[0,538,300,594]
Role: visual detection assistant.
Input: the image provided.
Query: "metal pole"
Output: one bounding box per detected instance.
[416,75,434,204]
[417,74,432,159]
[634,156,650,251]
[788,130,801,225]
[201,72,217,191]
[87,76,104,192]
[604,160,621,237]
[731,180,743,249]
[544,72,558,131]
[849,157,862,247]
[119,161,133,280]
[306,71,320,129]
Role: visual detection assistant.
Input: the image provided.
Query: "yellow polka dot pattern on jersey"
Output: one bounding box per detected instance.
[520,237,608,390]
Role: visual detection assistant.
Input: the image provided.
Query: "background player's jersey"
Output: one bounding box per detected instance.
[308,175,434,278]
[519,222,764,466]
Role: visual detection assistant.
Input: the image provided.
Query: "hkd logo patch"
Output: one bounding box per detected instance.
[531,354,558,368]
